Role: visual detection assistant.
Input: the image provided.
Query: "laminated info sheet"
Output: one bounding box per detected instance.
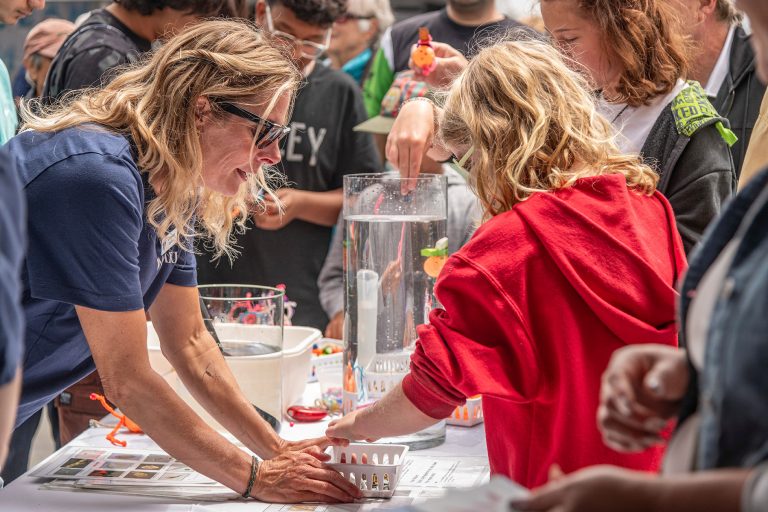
[397,455,490,490]
[31,447,215,485]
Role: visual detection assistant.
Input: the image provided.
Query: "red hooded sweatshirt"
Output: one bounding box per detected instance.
[401,174,687,488]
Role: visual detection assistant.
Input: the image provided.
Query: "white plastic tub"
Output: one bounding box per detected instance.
[146,322,320,429]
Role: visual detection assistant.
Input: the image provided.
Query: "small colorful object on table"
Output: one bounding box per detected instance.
[286,405,328,422]
[89,393,143,447]
[421,237,449,278]
[447,395,484,427]
[310,339,343,382]
[411,26,437,76]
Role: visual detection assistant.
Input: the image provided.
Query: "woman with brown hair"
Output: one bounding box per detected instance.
[540,0,737,253]
[327,39,686,488]
[1,19,359,503]
[389,0,736,254]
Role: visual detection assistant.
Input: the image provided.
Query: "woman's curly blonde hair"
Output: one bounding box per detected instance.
[21,19,301,260]
[439,39,658,220]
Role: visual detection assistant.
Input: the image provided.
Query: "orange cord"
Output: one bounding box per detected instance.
[89,393,143,446]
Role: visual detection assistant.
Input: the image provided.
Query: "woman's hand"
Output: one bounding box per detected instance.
[513,465,655,512]
[598,344,689,452]
[409,41,468,90]
[250,446,362,503]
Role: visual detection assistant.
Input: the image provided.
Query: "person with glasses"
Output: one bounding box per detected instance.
[326,0,394,85]
[6,0,250,488]
[196,0,381,332]
[1,20,361,504]
[327,39,686,489]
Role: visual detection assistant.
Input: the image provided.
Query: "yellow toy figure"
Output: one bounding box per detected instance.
[411,27,437,76]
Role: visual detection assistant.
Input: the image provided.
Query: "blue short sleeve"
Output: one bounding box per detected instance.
[0,149,25,385]
[167,246,198,287]
[25,151,146,312]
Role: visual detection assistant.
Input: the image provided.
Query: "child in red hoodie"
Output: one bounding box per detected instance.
[327,40,686,488]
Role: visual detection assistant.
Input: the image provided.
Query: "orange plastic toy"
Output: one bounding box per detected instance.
[411,27,436,75]
[89,393,143,447]
[421,237,449,278]
[423,255,447,278]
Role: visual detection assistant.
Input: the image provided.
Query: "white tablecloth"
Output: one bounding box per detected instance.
[0,386,488,511]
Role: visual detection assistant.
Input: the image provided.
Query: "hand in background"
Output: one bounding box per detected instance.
[324,311,344,340]
[253,188,303,230]
[598,344,689,452]
[409,41,468,90]
[514,465,653,512]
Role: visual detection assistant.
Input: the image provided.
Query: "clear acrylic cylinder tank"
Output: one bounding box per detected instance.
[342,173,447,449]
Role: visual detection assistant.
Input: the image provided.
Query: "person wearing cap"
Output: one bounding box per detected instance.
[317,70,481,340]
[326,0,394,85]
[22,18,75,98]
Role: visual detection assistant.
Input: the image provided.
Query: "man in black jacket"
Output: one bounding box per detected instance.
[673,0,766,176]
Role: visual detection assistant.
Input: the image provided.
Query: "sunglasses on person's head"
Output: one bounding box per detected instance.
[217,101,292,149]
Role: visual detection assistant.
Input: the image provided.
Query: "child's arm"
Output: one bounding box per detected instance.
[326,383,441,441]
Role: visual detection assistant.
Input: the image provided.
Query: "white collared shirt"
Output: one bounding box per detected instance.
[705,25,736,98]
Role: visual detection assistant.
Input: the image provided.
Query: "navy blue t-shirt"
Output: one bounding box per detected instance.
[0,146,25,387]
[1,126,198,427]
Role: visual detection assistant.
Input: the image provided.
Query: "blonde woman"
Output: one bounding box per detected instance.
[1,20,360,503]
[327,41,686,488]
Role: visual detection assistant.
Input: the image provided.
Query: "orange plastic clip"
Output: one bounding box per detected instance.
[89,393,143,447]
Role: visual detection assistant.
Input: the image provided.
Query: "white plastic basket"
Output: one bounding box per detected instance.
[364,353,411,399]
[446,395,483,427]
[326,443,409,498]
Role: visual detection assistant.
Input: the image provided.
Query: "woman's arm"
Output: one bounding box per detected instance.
[147,283,330,456]
[77,303,360,503]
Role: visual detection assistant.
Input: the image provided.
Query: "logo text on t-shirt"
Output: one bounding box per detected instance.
[283,122,327,167]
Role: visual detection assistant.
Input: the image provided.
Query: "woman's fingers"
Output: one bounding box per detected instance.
[305,465,362,500]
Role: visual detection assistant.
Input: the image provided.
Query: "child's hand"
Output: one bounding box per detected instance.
[326,409,379,442]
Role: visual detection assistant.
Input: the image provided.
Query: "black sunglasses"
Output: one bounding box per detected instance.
[217,101,292,149]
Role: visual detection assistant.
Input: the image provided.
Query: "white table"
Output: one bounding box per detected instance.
[0,387,488,511]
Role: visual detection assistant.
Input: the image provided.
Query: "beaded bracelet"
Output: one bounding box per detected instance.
[242,455,260,499]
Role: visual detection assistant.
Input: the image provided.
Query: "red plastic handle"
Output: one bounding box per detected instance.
[287,405,328,422]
